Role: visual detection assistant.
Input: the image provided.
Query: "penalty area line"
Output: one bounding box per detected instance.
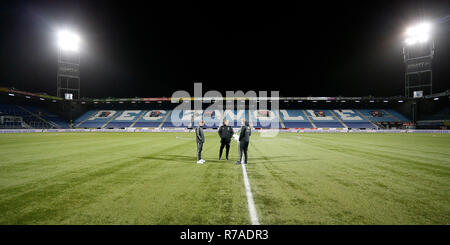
[241,163,260,225]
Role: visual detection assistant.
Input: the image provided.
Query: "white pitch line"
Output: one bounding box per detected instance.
[235,136,259,225]
[241,162,260,225]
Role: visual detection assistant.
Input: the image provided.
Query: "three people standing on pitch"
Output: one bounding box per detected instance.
[195,119,252,165]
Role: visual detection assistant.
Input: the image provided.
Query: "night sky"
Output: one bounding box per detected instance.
[0,0,448,98]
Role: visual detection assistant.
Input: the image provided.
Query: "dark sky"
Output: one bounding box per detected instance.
[0,0,448,98]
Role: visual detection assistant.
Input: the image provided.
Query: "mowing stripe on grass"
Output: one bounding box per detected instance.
[241,163,260,225]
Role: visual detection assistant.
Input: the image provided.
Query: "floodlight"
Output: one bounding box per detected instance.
[57,30,80,52]
[405,22,431,45]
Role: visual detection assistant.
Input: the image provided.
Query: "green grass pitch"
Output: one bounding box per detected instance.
[0,132,449,225]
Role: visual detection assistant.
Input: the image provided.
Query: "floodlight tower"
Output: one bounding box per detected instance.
[57,30,81,99]
[403,22,434,98]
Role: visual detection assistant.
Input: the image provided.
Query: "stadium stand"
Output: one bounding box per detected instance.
[249,110,280,128]
[332,109,376,128]
[279,110,313,128]
[358,109,409,122]
[22,105,70,128]
[75,110,119,128]
[74,110,169,128]
[303,109,344,128]
[133,110,169,128]
[73,110,97,127]
[5,87,450,130]
[0,103,68,129]
[105,110,144,128]
[72,108,410,129]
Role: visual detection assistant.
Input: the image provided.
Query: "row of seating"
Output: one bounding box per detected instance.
[22,105,70,128]
[74,109,410,129]
[0,104,69,129]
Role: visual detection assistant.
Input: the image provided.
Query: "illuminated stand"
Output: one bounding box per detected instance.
[403,23,434,98]
[57,30,81,99]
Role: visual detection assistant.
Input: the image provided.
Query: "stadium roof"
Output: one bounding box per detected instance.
[2,87,449,104]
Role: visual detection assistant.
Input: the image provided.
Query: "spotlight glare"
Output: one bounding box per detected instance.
[404,22,431,46]
[57,30,80,52]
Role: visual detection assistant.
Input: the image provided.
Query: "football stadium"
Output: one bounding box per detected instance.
[1,88,449,225]
[0,1,449,238]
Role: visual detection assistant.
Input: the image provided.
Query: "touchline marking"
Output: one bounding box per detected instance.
[241,162,260,225]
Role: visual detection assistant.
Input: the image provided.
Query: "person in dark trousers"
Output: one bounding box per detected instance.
[195,120,205,164]
[218,119,234,160]
[235,119,251,165]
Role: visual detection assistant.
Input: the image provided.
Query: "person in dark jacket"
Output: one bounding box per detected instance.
[218,119,234,160]
[235,119,251,165]
[195,120,205,164]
